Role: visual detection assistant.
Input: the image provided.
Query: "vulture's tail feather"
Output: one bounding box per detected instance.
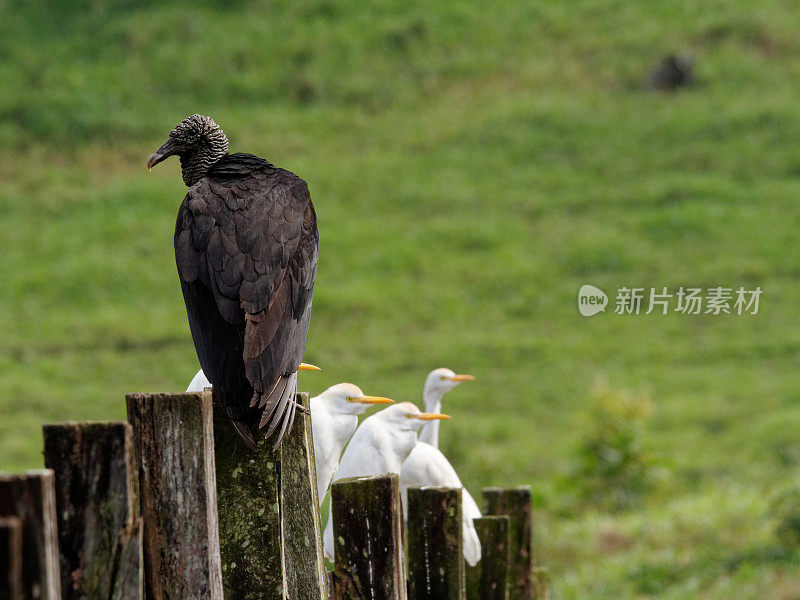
[232,419,258,451]
[258,376,288,429]
[258,376,284,410]
[264,374,294,439]
[272,373,298,450]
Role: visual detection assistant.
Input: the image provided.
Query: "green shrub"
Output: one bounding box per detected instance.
[768,485,800,551]
[568,381,655,512]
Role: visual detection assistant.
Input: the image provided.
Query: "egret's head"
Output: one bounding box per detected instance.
[147,114,229,186]
[380,402,451,432]
[321,383,394,415]
[424,368,475,396]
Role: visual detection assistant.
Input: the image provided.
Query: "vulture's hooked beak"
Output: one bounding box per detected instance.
[147,139,178,170]
[348,395,394,405]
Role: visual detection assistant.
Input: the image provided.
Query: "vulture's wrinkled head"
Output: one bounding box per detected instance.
[147,114,229,186]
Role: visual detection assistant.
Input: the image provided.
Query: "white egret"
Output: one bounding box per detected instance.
[322,402,450,561]
[418,368,474,447]
[400,367,482,565]
[309,383,393,505]
[400,444,482,565]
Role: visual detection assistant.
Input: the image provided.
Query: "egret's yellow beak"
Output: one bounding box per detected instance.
[348,395,394,405]
[414,413,452,420]
[298,363,321,371]
[443,374,474,382]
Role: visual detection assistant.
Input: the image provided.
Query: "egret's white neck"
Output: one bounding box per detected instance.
[418,387,445,448]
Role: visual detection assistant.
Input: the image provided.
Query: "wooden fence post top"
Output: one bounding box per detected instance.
[125,391,207,404]
[0,515,22,527]
[466,516,510,600]
[43,419,130,427]
[332,473,406,600]
[126,390,223,600]
[482,487,532,600]
[43,420,140,600]
[332,473,400,486]
[532,566,550,600]
[407,486,465,600]
[482,486,532,496]
[213,390,326,600]
[0,468,54,480]
[409,485,460,492]
[280,392,327,600]
[0,469,60,600]
[0,516,23,600]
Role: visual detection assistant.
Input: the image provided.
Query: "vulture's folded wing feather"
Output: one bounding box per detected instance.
[175,153,318,444]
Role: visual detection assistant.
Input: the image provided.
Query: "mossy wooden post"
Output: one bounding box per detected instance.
[213,400,283,600]
[406,487,465,600]
[213,391,326,600]
[482,487,532,600]
[531,567,549,600]
[332,474,407,600]
[0,470,60,600]
[466,516,510,600]
[43,422,142,600]
[279,393,327,598]
[126,392,223,600]
[1,516,23,600]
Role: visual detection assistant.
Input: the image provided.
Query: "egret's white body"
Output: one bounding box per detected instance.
[309,383,393,505]
[322,402,449,561]
[400,443,482,565]
[186,368,211,392]
[400,367,482,565]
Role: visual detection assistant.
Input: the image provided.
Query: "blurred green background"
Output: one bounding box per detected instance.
[2,1,800,597]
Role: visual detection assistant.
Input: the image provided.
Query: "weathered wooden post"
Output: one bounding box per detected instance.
[279,392,328,598]
[0,470,61,600]
[1,516,23,600]
[465,516,510,600]
[332,474,407,600]
[482,487,532,600]
[213,391,326,600]
[42,421,142,600]
[406,486,465,600]
[325,572,336,600]
[126,392,223,600]
[111,519,143,600]
[213,403,284,599]
[531,566,549,600]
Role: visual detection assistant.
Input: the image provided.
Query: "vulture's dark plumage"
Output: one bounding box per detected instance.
[148,114,318,450]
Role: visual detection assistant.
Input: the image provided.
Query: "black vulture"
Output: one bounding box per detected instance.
[147,114,318,450]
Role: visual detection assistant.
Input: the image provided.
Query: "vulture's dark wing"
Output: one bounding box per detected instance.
[175,153,318,447]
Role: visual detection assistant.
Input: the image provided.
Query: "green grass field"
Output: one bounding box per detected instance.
[3,1,800,597]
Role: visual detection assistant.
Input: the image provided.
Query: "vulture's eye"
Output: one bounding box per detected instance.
[173,125,199,142]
